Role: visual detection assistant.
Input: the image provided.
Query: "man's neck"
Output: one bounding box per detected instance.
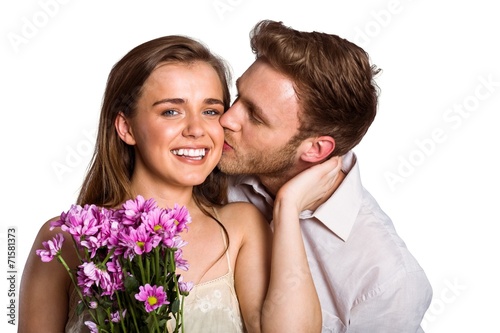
[257,177,285,199]
[258,167,346,211]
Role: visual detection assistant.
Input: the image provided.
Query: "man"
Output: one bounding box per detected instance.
[218,20,433,332]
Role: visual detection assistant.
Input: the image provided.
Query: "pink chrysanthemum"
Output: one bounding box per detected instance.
[76,262,116,297]
[84,321,98,333]
[173,247,189,271]
[103,259,125,296]
[120,195,157,226]
[135,284,169,312]
[51,204,102,245]
[106,220,125,251]
[144,207,172,235]
[177,276,194,296]
[110,309,126,323]
[36,233,64,262]
[169,204,191,234]
[120,225,161,259]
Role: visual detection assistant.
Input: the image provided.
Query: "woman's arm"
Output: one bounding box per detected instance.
[262,157,343,332]
[18,218,78,333]
[230,203,273,332]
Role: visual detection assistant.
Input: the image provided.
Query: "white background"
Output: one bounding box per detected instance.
[1,0,499,332]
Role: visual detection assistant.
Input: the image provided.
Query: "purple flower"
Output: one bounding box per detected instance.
[35,233,64,262]
[38,195,193,330]
[120,195,157,226]
[106,220,125,251]
[76,262,99,296]
[76,262,115,297]
[120,225,161,259]
[79,235,101,259]
[84,321,98,333]
[135,284,169,312]
[174,248,189,271]
[110,309,126,323]
[144,207,172,235]
[177,276,194,296]
[169,204,191,233]
[51,204,103,245]
[103,259,125,296]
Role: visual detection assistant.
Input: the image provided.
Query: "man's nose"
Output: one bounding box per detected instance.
[220,102,242,131]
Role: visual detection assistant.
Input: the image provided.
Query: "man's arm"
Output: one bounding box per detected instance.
[348,270,433,332]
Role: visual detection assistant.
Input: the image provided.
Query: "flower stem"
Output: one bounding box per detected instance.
[153,311,161,332]
[115,293,127,332]
[56,254,98,324]
[106,308,114,333]
[137,255,146,284]
[180,295,185,333]
[155,247,160,285]
[146,257,151,282]
[124,289,140,332]
[70,238,85,263]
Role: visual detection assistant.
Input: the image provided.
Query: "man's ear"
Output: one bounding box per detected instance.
[115,112,136,145]
[299,136,335,163]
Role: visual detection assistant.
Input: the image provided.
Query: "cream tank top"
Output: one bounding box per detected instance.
[173,232,245,332]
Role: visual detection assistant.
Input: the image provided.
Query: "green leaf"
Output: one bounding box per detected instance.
[171,298,180,313]
[76,300,86,316]
[124,274,139,293]
[100,298,113,308]
[96,306,108,326]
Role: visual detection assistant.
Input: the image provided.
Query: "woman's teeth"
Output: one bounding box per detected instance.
[171,148,206,159]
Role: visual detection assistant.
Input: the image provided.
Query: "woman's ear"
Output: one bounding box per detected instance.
[300,136,335,163]
[115,112,136,145]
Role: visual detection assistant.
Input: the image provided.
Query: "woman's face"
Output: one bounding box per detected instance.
[120,61,225,188]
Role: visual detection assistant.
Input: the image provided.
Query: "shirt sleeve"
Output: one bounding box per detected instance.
[347,270,433,333]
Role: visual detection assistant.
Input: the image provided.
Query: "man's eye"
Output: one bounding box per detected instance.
[249,113,263,124]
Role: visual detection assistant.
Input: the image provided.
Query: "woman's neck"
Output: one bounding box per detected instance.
[129,177,196,209]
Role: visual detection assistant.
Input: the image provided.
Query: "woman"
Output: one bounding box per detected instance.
[19,35,335,332]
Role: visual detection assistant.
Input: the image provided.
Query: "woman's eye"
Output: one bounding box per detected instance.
[203,109,221,116]
[162,109,179,116]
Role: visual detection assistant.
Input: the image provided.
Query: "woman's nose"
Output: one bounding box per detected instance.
[182,115,205,138]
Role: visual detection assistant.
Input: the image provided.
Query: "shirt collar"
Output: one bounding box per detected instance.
[230,151,364,241]
[311,151,363,241]
[229,174,274,203]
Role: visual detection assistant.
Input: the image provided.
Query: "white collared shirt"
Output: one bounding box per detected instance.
[227,151,433,332]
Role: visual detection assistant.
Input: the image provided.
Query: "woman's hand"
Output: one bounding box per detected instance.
[276,156,343,214]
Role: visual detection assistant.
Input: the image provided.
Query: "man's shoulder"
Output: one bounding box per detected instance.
[348,195,426,275]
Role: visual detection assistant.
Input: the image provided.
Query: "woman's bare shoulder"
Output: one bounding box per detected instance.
[217,202,264,219]
[216,202,270,231]
[30,215,80,267]
[37,216,63,236]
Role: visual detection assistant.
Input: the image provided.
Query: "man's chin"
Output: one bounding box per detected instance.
[218,159,244,175]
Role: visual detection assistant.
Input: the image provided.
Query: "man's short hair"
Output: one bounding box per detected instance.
[250,20,381,156]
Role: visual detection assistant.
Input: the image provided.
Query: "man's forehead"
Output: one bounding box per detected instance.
[239,61,296,97]
[237,64,300,127]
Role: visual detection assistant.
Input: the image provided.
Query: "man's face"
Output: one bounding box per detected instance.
[219,59,303,177]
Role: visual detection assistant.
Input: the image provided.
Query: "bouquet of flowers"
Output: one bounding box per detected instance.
[36,195,194,333]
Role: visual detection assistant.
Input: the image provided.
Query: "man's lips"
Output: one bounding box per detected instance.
[223,141,233,151]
